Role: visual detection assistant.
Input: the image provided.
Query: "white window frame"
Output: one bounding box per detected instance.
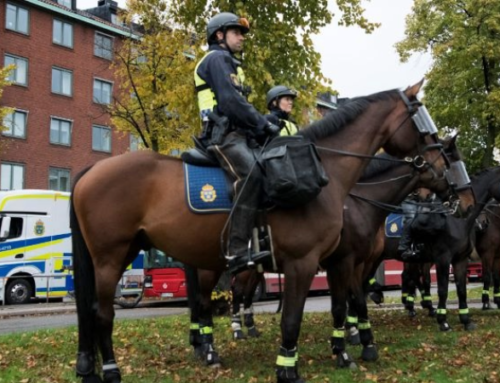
[53,19,73,48]
[92,125,112,153]
[94,32,114,60]
[3,109,27,139]
[1,162,24,190]
[51,67,73,96]
[4,54,28,86]
[6,3,29,35]
[48,167,71,191]
[93,78,113,104]
[50,117,72,146]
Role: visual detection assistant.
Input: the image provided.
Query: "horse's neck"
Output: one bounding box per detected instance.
[466,171,500,228]
[318,110,393,197]
[350,170,419,226]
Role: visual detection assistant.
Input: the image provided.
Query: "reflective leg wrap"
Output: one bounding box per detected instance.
[420,295,432,309]
[102,360,121,383]
[243,307,255,328]
[276,346,302,383]
[199,326,220,366]
[330,328,345,355]
[346,315,358,330]
[401,292,408,304]
[76,352,95,377]
[358,321,373,346]
[459,308,471,325]
[231,314,243,331]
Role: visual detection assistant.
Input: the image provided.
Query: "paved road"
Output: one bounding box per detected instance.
[0,284,483,335]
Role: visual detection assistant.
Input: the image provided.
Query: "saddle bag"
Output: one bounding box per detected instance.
[260,136,329,208]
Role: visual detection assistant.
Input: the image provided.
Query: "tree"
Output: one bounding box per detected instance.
[111,0,202,153]
[396,0,500,172]
[111,0,378,152]
[0,66,14,132]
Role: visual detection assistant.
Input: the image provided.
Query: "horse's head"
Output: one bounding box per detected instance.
[382,80,475,216]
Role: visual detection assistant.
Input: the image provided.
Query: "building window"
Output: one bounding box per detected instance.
[56,0,72,8]
[53,19,73,48]
[94,32,113,60]
[50,117,72,145]
[93,79,113,104]
[4,54,28,86]
[6,3,29,34]
[1,163,24,190]
[3,110,27,138]
[49,167,70,191]
[92,125,111,152]
[130,134,142,151]
[52,67,72,96]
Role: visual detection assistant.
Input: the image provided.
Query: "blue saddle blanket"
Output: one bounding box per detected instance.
[385,213,404,238]
[184,163,232,214]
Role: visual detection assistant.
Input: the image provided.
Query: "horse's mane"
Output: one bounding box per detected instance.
[359,152,402,181]
[300,89,401,142]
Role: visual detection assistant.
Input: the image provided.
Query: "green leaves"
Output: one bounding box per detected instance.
[397,0,500,172]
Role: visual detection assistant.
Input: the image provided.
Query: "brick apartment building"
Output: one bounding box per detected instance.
[0,0,137,191]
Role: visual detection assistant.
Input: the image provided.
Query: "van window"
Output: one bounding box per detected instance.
[0,217,23,239]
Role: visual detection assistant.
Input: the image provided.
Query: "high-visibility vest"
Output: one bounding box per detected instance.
[280,119,299,136]
[194,51,246,122]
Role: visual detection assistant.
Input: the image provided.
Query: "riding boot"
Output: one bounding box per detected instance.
[226,205,270,275]
[398,222,420,260]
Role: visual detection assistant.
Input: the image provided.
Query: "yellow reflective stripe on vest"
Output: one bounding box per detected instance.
[194,51,217,118]
[280,120,299,136]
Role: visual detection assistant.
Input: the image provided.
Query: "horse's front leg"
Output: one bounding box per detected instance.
[403,264,418,318]
[435,258,452,332]
[492,257,500,308]
[453,258,476,330]
[276,258,317,383]
[350,264,378,363]
[231,271,246,340]
[420,263,436,317]
[325,258,356,370]
[481,252,493,310]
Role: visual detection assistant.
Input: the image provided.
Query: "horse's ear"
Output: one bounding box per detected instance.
[404,78,425,98]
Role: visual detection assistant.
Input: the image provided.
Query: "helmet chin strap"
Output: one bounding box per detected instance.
[217,30,235,55]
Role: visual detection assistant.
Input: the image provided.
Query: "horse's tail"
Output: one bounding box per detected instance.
[70,166,98,361]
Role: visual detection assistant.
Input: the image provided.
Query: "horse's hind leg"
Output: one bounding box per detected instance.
[492,257,500,308]
[420,264,436,317]
[243,270,263,338]
[231,272,246,340]
[94,264,125,383]
[453,258,476,331]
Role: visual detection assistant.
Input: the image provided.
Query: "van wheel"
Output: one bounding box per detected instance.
[253,281,265,302]
[6,278,32,305]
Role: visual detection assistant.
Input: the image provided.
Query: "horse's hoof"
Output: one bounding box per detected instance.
[277,367,305,383]
[247,326,261,338]
[464,322,477,331]
[369,292,384,305]
[336,351,357,370]
[82,374,104,383]
[233,330,246,340]
[205,351,222,367]
[361,344,378,362]
[439,322,452,332]
[482,303,491,310]
[348,328,361,346]
[428,308,437,317]
[408,310,417,318]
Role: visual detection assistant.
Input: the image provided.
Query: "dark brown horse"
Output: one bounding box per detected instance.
[70,81,473,383]
[375,167,500,332]
[319,135,471,369]
[474,201,500,309]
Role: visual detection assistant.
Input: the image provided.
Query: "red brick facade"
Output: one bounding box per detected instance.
[0,0,132,190]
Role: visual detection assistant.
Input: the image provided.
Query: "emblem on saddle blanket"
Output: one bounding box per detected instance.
[385,213,404,238]
[183,163,232,214]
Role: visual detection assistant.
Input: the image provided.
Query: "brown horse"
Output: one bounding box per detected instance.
[70,81,473,383]
[474,201,500,309]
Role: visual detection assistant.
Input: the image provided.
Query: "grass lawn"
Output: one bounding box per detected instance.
[1,306,500,383]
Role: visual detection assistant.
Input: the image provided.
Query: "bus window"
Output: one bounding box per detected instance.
[145,249,184,269]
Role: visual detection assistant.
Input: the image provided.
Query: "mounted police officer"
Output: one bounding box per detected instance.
[194,12,279,274]
[265,85,299,136]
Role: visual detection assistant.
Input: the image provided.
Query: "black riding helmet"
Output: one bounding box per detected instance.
[266,85,297,110]
[207,12,250,43]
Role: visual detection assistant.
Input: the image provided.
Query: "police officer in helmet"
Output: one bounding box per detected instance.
[194,12,279,274]
[266,85,299,136]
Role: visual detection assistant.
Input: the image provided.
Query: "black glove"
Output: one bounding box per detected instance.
[265,122,280,136]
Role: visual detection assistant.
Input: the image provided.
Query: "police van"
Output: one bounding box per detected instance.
[0,190,73,304]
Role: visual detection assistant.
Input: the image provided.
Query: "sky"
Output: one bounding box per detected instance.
[77,0,432,98]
